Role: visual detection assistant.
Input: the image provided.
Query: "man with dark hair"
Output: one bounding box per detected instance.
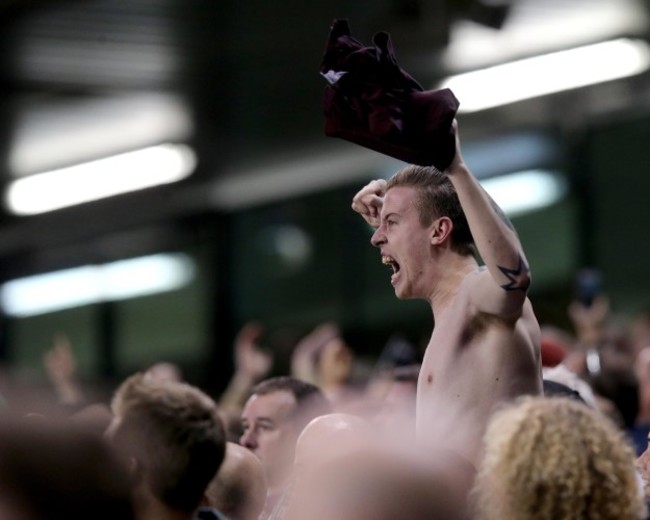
[107,373,226,520]
[0,418,134,520]
[240,376,330,519]
[352,122,542,468]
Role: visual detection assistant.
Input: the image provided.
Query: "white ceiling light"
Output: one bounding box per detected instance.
[0,253,195,318]
[481,170,568,217]
[4,143,196,216]
[9,94,193,178]
[440,38,650,113]
[444,0,648,71]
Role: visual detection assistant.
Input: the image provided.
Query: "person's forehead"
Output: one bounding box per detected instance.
[243,390,297,419]
[383,186,417,214]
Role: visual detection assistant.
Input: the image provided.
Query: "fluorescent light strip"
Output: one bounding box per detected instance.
[5,143,197,216]
[440,38,650,113]
[9,94,193,177]
[481,170,568,217]
[0,253,196,318]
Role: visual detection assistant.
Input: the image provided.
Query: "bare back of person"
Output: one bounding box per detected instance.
[417,272,541,464]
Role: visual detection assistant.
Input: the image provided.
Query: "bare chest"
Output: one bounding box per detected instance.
[419,309,517,393]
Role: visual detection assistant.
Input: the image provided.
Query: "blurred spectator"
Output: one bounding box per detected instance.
[542,379,586,403]
[0,417,134,520]
[636,348,650,424]
[539,326,570,368]
[291,323,358,407]
[632,347,650,454]
[565,296,638,428]
[375,335,420,371]
[202,442,267,520]
[365,335,419,401]
[145,362,184,383]
[293,413,370,476]
[220,322,273,417]
[542,364,597,407]
[372,364,419,441]
[70,402,114,437]
[473,396,646,520]
[42,333,85,407]
[635,429,650,510]
[315,335,356,404]
[277,413,370,520]
[284,448,464,520]
[107,373,226,520]
[631,309,650,357]
[637,430,650,487]
[239,376,330,519]
[290,323,340,385]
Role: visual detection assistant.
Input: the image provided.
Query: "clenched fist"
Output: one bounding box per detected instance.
[351,179,387,228]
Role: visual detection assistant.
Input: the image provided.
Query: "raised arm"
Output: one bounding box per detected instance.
[351,179,386,229]
[446,122,531,320]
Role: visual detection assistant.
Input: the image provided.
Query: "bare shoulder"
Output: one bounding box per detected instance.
[459,266,532,322]
[456,267,489,301]
[457,268,540,339]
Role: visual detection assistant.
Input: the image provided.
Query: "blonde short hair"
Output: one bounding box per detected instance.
[473,397,646,520]
[386,165,474,256]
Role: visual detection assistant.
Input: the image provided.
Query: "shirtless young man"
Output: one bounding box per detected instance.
[352,122,542,466]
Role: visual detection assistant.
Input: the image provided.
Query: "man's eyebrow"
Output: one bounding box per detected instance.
[383,212,400,221]
[256,417,275,426]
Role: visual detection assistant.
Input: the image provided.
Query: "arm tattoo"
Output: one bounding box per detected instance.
[498,255,530,292]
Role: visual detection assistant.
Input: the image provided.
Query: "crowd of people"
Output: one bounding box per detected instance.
[1,122,649,520]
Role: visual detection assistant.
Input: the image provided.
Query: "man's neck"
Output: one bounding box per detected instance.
[267,472,291,500]
[261,477,291,520]
[427,253,478,317]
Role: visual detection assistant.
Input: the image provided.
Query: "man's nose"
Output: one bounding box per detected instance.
[240,429,257,450]
[371,226,386,248]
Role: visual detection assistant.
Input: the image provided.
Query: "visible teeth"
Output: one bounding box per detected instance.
[382,256,399,275]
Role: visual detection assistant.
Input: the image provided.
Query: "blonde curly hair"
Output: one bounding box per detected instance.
[473,397,646,520]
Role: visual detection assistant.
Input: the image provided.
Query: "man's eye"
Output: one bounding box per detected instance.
[387,220,396,226]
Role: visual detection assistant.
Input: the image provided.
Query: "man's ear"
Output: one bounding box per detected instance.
[430,217,453,246]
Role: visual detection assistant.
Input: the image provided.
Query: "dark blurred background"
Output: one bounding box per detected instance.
[0,0,648,396]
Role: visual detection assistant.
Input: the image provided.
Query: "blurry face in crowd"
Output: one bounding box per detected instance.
[371,186,436,300]
[240,390,298,486]
[318,338,353,384]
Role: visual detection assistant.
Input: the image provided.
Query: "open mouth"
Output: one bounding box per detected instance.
[382,256,401,280]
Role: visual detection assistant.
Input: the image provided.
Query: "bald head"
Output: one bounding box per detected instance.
[294,413,370,473]
[205,443,267,520]
[286,449,463,520]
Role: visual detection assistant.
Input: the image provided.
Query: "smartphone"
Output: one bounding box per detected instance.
[575,268,603,308]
